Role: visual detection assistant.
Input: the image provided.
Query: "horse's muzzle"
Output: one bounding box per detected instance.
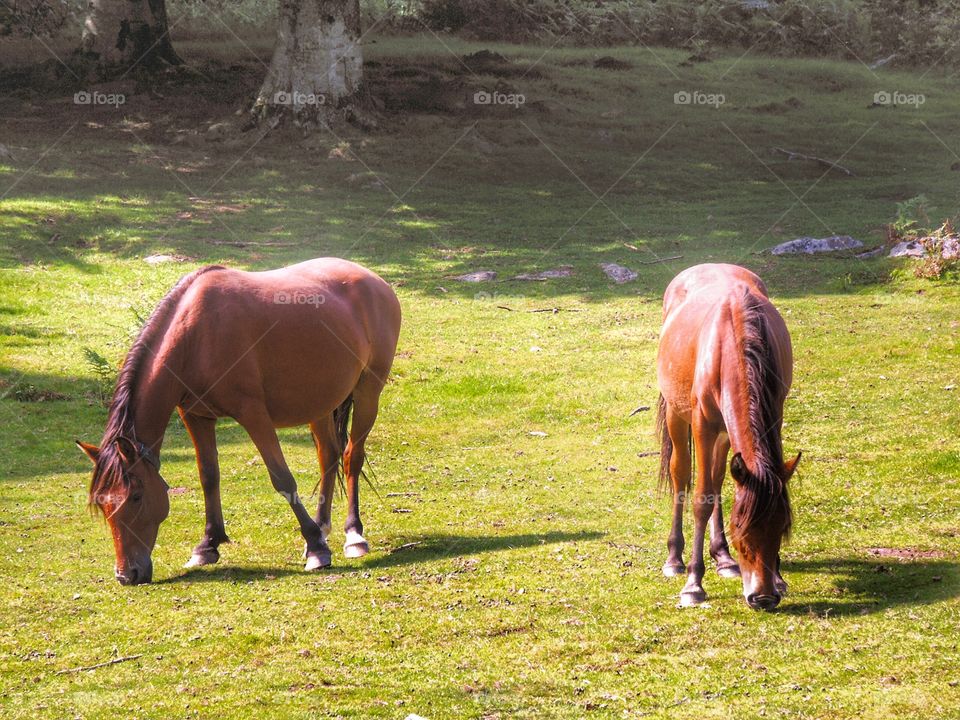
[746,593,781,611]
[116,559,153,585]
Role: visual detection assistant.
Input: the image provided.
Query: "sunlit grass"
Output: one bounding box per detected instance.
[0,37,958,720]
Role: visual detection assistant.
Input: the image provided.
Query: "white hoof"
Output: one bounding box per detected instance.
[662,562,685,578]
[679,589,707,608]
[184,550,219,568]
[717,563,742,579]
[305,552,332,571]
[343,531,369,559]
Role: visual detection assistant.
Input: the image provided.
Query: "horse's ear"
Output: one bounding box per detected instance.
[115,437,137,464]
[730,452,748,484]
[783,451,802,480]
[76,440,100,464]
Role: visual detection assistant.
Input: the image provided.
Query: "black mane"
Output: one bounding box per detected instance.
[732,289,792,538]
[88,266,224,511]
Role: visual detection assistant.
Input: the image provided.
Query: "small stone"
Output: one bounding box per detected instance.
[600,263,638,284]
[205,122,234,140]
[453,270,496,282]
[512,266,573,281]
[144,254,186,265]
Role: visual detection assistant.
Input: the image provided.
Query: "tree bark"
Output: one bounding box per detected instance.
[82,0,181,70]
[252,0,364,126]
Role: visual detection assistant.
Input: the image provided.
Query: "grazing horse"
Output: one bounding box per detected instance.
[656,264,800,610]
[77,258,401,585]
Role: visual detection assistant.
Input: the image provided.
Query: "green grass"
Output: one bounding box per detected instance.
[1,36,959,719]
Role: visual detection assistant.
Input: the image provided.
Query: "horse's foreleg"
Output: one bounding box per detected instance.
[663,408,690,577]
[680,416,718,607]
[181,411,228,568]
[708,435,740,578]
[342,377,384,559]
[241,409,330,571]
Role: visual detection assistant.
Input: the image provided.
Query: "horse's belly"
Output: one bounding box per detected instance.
[258,353,362,426]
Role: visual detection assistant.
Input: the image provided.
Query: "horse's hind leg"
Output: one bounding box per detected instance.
[309,415,339,543]
[708,434,740,578]
[342,372,385,559]
[239,407,331,571]
[180,412,229,568]
[663,407,690,578]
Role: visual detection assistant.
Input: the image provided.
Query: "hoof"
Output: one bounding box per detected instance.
[679,588,707,607]
[184,548,219,568]
[716,563,741,579]
[343,531,369,559]
[305,549,332,571]
[662,562,685,578]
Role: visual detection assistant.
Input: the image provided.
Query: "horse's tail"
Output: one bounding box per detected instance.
[330,393,383,503]
[333,394,353,458]
[332,394,353,495]
[656,394,672,493]
[656,393,692,495]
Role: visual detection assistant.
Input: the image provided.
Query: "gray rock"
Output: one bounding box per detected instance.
[770,235,863,255]
[513,266,573,281]
[144,254,185,265]
[888,240,926,258]
[454,270,496,282]
[206,121,235,141]
[942,237,959,260]
[855,246,886,259]
[600,263,638,284]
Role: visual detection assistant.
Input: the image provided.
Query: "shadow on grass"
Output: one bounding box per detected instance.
[781,556,959,616]
[158,530,604,584]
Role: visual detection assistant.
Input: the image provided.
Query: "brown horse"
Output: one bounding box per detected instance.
[656,264,800,610]
[77,258,401,585]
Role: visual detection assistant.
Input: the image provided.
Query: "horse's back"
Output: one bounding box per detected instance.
[657,264,782,419]
[185,259,399,344]
[174,259,400,425]
[663,263,768,318]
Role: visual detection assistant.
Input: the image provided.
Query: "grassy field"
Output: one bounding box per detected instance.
[1,34,959,719]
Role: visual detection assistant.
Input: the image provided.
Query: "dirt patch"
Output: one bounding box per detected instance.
[462,50,542,78]
[866,547,949,560]
[2,382,71,402]
[594,56,633,71]
[752,97,803,114]
[368,66,467,114]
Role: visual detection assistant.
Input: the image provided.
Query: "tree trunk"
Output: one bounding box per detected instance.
[82,0,181,70]
[252,0,364,126]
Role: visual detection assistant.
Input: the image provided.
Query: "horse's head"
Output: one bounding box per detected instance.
[729,451,800,610]
[77,438,169,585]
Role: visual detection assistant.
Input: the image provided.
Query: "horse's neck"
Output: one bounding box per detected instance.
[129,344,184,454]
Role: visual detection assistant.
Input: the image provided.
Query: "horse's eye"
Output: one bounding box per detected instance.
[130,493,143,504]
